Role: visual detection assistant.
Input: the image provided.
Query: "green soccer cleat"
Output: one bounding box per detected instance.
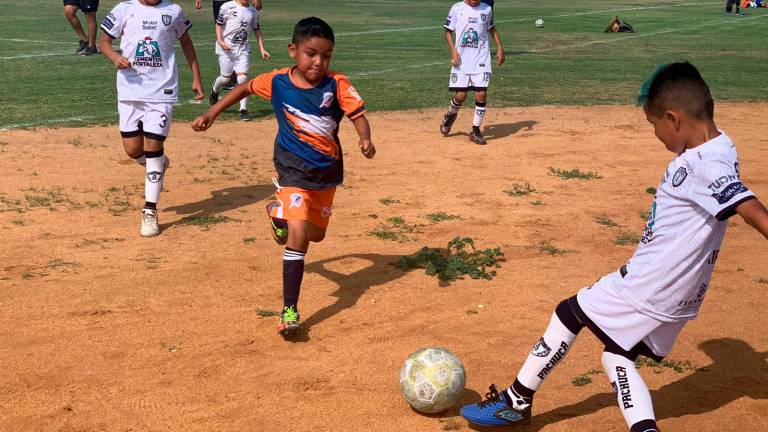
[277,306,300,337]
[266,202,288,245]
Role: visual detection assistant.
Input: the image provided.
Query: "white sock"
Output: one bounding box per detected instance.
[237,75,248,110]
[515,312,578,391]
[145,150,165,205]
[473,102,487,127]
[212,75,230,93]
[602,351,656,429]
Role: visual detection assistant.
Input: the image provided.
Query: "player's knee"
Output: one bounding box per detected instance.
[554,297,584,335]
[64,8,77,18]
[453,92,467,103]
[310,230,326,242]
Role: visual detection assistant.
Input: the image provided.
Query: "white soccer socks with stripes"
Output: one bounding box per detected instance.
[602,351,658,432]
[473,101,487,128]
[212,75,230,94]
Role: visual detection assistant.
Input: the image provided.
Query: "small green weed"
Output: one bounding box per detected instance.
[425,212,461,223]
[594,214,619,227]
[183,214,231,230]
[256,309,280,318]
[571,368,603,387]
[548,167,602,180]
[645,187,657,195]
[47,259,80,270]
[635,357,695,373]
[615,231,640,246]
[75,237,125,248]
[379,197,401,206]
[504,183,536,197]
[530,200,544,206]
[369,216,421,242]
[70,136,82,147]
[529,240,574,256]
[160,341,182,353]
[640,210,650,220]
[394,237,504,283]
[11,219,25,226]
[756,277,768,284]
[243,236,257,244]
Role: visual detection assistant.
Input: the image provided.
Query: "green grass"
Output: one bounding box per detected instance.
[182,214,231,230]
[615,231,641,246]
[635,357,695,373]
[529,240,574,255]
[425,212,461,223]
[394,237,504,283]
[593,213,619,227]
[504,183,536,197]
[379,197,401,206]
[2,1,767,129]
[548,167,603,180]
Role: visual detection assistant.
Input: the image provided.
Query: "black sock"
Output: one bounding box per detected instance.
[283,247,306,312]
[144,202,157,210]
[630,419,659,432]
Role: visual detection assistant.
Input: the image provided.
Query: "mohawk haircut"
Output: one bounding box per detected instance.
[292,17,335,45]
[636,62,714,121]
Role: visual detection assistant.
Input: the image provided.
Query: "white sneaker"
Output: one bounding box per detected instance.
[141,208,160,237]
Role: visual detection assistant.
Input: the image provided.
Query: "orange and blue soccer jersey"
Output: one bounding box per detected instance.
[249,67,366,190]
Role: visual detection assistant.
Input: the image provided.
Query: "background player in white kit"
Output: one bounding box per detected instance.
[99,0,204,237]
[460,62,768,431]
[208,0,270,121]
[440,0,505,145]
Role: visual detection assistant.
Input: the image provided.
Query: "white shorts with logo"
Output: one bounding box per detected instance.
[217,49,250,75]
[118,100,174,139]
[576,271,687,357]
[448,72,491,91]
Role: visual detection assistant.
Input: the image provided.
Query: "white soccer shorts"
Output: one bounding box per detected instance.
[448,72,491,91]
[217,50,250,76]
[576,271,687,357]
[118,100,174,140]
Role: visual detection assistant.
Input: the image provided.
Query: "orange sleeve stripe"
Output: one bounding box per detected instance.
[331,73,366,118]
[248,67,291,100]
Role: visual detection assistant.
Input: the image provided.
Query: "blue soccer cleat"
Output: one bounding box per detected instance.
[460,384,531,427]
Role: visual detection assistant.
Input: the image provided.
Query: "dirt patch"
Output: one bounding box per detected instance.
[1,104,767,431]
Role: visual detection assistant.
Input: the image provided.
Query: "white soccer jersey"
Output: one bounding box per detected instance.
[444,1,495,74]
[617,132,755,322]
[215,1,260,56]
[101,0,192,102]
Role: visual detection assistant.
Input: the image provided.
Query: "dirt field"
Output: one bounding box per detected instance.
[1,104,767,432]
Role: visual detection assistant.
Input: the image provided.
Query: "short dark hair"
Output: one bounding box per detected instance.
[636,62,714,120]
[292,17,334,45]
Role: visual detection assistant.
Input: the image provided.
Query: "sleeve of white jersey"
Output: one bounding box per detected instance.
[252,10,260,31]
[444,5,457,31]
[216,4,227,26]
[100,3,126,39]
[487,8,495,30]
[174,8,193,39]
[688,157,756,221]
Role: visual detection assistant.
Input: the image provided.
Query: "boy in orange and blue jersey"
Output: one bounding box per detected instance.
[192,17,376,338]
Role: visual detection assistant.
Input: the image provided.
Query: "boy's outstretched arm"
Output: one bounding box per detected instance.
[735,198,768,239]
[351,115,375,159]
[179,32,204,100]
[191,84,252,131]
[490,27,505,66]
[99,33,131,69]
[444,30,460,67]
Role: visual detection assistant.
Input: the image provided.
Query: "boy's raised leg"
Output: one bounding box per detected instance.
[602,351,659,432]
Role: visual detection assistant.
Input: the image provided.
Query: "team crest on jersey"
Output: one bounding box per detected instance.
[672,166,688,187]
[162,14,172,26]
[321,207,333,218]
[451,74,458,84]
[460,28,479,49]
[320,92,334,108]
[531,337,551,357]
[481,13,487,22]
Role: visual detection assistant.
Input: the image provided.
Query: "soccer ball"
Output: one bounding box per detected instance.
[399,347,466,413]
[535,18,544,28]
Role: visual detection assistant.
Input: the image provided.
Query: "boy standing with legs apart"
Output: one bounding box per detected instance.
[192,17,376,338]
[63,0,100,55]
[209,0,271,121]
[440,0,505,145]
[460,63,768,430]
[100,0,204,237]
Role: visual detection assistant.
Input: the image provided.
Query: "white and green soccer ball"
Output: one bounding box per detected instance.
[399,347,466,413]
[535,18,544,28]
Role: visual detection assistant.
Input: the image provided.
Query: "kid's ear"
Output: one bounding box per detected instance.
[288,43,297,60]
[664,110,681,131]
